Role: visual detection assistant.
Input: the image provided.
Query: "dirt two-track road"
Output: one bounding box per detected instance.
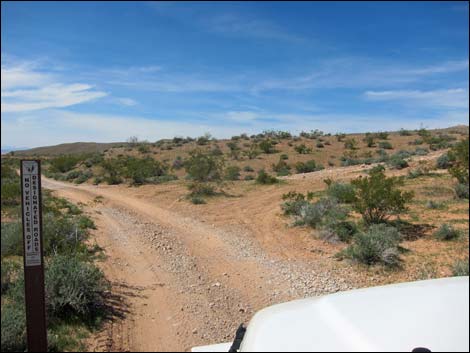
[41,153,444,351]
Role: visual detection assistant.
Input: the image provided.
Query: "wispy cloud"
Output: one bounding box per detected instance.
[1,62,107,112]
[114,97,138,106]
[364,88,469,109]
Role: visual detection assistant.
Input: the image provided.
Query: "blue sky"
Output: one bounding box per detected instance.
[1,1,469,149]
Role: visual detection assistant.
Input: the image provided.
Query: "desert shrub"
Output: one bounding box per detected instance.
[280,154,289,160]
[1,222,23,257]
[225,166,241,180]
[172,156,184,170]
[316,142,324,148]
[407,167,429,179]
[124,157,169,185]
[272,158,291,176]
[409,138,424,145]
[281,192,310,216]
[378,141,393,149]
[388,155,409,170]
[146,175,178,184]
[245,144,261,159]
[1,181,21,207]
[138,144,150,153]
[185,150,224,183]
[341,224,402,267]
[1,260,20,295]
[190,196,206,204]
[436,153,452,169]
[244,175,255,181]
[320,220,358,243]
[65,170,81,180]
[187,183,216,197]
[325,181,356,204]
[399,128,413,136]
[448,138,469,185]
[1,302,26,352]
[344,138,358,150]
[196,133,212,146]
[292,197,348,229]
[210,146,224,156]
[425,200,446,210]
[45,255,108,319]
[243,165,254,172]
[92,177,103,185]
[259,140,277,154]
[452,259,469,276]
[455,183,469,199]
[227,141,241,160]
[351,166,414,224]
[50,155,84,173]
[295,160,322,173]
[74,170,92,184]
[294,143,312,154]
[336,133,346,142]
[434,224,460,241]
[375,131,389,140]
[414,147,429,156]
[256,170,278,184]
[363,134,376,147]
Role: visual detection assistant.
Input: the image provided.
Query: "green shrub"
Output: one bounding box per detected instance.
[399,128,413,136]
[452,259,469,276]
[436,153,452,169]
[351,166,414,224]
[295,160,321,173]
[409,138,424,145]
[378,141,393,149]
[448,138,469,185]
[388,155,409,170]
[344,138,358,150]
[244,175,255,181]
[1,302,26,352]
[1,181,21,207]
[172,156,184,170]
[281,192,310,216]
[93,177,103,185]
[187,182,216,197]
[1,260,20,294]
[434,224,460,241]
[225,166,241,180]
[280,154,289,160]
[376,131,389,140]
[1,222,23,257]
[341,224,402,267]
[244,144,261,159]
[272,158,291,176]
[425,200,446,210]
[415,147,429,156]
[50,155,84,173]
[185,150,224,182]
[325,181,356,204]
[294,143,312,154]
[45,255,108,318]
[316,142,324,148]
[190,196,206,204]
[74,171,92,184]
[243,165,254,172]
[256,170,278,184]
[455,183,469,199]
[137,143,151,153]
[259,140,277,154]
[320,220,358,243]
[145,175,178,184]
[292,197,348,229]
[363,134,376,147]
[407,167,429,179]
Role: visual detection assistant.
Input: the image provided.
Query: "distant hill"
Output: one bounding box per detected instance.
[11,142,126,156]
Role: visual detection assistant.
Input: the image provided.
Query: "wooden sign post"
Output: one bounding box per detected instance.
[20,160,48,352]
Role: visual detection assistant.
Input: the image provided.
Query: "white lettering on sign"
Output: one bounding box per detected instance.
[22,161,42,266]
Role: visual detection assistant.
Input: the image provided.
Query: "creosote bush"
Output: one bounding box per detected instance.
[351,165,414,224]
[256,169,279,184]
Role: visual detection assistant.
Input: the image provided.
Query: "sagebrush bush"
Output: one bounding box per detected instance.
[243,165,254,172]
[187,182,216,197]
[244,175,255,180]
[294,143,312,154]
[295,160,323,173]
[190,196,206,204]
[436,153,451,169]
[452,259,469,276]
[320,220,358,243]
[1,222,23,257]
[325,181,356,204]
[293,198,348,229]
[1,302,26,352]
[388,155,409,170]
[45,255,109,318]
[185,150,224,182]
[455,183,469,199]
[434,224,460,241]
[256,170,278,184]
[378,141,393,149]
[425,200,446,210]
[225,166,241,180]
[341,224,402,267]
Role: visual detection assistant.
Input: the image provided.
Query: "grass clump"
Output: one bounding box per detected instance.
[256,169,279,184]
[434,224,460,241]
[452,259,469,276]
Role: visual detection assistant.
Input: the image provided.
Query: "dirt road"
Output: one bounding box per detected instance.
[41,152,444,351]
[42,176,356,352]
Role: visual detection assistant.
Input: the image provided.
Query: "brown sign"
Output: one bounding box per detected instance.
[21,160,48,351]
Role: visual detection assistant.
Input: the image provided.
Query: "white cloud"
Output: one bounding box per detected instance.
[1,63,107,112]
[364,88,469,109]
[114,97,138,106]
